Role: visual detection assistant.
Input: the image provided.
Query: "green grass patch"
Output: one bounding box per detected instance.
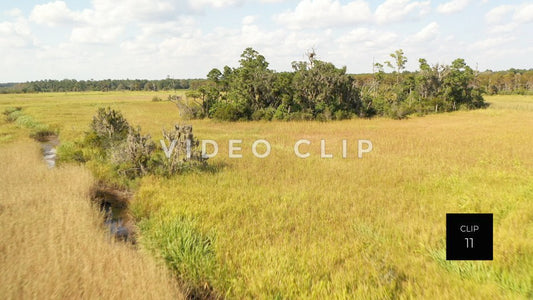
[138,213,223,298]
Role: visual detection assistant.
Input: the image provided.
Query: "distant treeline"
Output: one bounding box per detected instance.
[1,67,531,98]
[0,78,206,93]
[478,69,533,95]
[351,69,533,96]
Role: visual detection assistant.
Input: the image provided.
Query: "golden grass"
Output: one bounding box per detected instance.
[0,140,183,299]
[485,95,533,111]
[131,108,533,298]
[1,92,532,298]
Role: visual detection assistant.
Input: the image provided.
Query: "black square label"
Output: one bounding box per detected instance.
[446,213,493,260]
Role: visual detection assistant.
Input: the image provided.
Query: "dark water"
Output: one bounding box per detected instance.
[101,202,131,242]
[96,189,134,243]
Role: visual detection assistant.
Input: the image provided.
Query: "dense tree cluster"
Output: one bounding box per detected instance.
[0,78,203,93]
[187,48,487,120]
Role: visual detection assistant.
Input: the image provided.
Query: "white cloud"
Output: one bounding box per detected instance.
[513,3,533,24]
[485,3,532,35]
[1,0,532,81]
[437,0,471,14]
[485,5,514,24]
[189,0,244,10]
[274,0,372,29]
[466,36,521,60]
[488,22,518,34]
[242,15,256,25]
[29,1,78,27]
[410,22,439,42]
[5,8,23,18]
[0,12,33,48]
[336,28,397,46]
[374,0,430,24]
[469,36,516,50]
[29,0,181,44]
[85,0,177,24]
[70,26,124,44]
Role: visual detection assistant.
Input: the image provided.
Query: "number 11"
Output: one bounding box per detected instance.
[465,237,474,248]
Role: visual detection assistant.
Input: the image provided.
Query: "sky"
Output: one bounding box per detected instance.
[0,0,532,82]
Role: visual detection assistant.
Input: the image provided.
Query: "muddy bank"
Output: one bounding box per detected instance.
[92,186,136,244]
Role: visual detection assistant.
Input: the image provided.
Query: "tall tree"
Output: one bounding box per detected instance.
[386,49,408,84]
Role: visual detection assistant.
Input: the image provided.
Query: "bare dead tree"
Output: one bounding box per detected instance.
[161,124,206,174]
[305,47,317,68]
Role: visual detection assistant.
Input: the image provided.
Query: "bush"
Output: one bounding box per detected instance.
[155,125,207,176]
[262,107,276,121]
[251,109,265,121]
[187,103,205,120]
[273,104,288,120]
[78,108,208,181]
[287,111,313,121]
[5,110,23,122]
[251,108,276,121]
[167,95,205,120]
[90,107,130,147]
[111,127,155,178]
[57,141,86,163]
[3,107,23,122]
[15,115,38,128]
[210,102,249,121]
[334,110,350,120]
[152,96,162,102]
[386,102,410,120]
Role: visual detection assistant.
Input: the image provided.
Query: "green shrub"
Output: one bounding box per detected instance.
[139,214,219,298]
[210,102,249,121]
[90,107,130,147]
[6,110,23,122]
[251,107,276,121]
[3,107,23,122]
[251,109,265,121]
[79,108,207,181]
[334,110,350,120]
[2,106,22,115]
[386,102,411,120]
[57,141,86,163]
[273,104,288,120]
[287,111,313,121]
[262,107,276,121]
[15,115,38,128]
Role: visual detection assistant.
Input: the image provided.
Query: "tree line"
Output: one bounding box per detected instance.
[0,78,205,93]
[477,69,533,95]
[183,48,490,120]
[350,69,533,96]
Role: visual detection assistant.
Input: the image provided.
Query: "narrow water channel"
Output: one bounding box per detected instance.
[40,135,59,168]
[39,136,134,243]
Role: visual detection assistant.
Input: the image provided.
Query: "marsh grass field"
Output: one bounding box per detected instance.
[1,92,532,298]
[0,140,183,299]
